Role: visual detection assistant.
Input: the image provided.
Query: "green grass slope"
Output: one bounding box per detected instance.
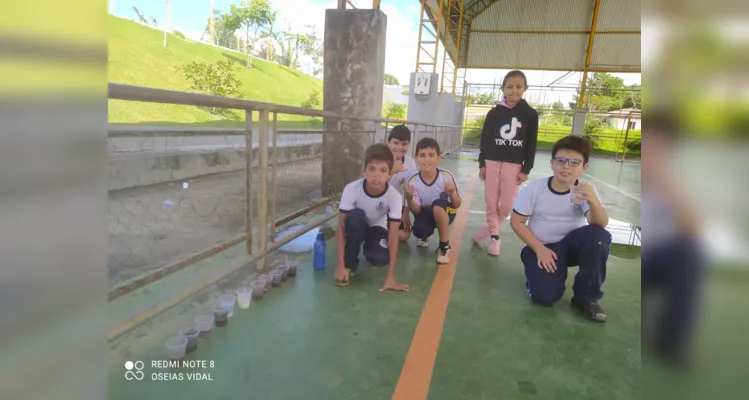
[108,15,322,128]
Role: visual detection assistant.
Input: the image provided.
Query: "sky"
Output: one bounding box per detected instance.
[109,0,641,106]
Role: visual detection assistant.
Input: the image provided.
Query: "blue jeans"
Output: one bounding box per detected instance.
[521,225,612,305]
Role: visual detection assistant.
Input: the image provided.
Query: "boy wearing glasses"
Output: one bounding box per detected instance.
[510,136,611,322]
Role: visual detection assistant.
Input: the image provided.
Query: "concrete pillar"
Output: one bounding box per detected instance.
[322,9,387,196]
[571,107,588,135]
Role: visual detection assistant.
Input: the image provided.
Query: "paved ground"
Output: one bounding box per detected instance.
[108,153,644,399]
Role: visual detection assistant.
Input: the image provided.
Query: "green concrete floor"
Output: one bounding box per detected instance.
[108,154,642,399]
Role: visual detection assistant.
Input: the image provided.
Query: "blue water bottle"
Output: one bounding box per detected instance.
[313,231,326,270]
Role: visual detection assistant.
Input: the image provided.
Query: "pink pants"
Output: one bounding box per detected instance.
[484,160,522,235]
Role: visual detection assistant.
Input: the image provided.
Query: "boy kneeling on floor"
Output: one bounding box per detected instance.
[405,138,462,264]
[510,135,611,322]
[334,143,411,292]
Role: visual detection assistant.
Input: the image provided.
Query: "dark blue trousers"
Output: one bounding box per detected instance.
[642,237,704,364]
[344,208,389,272]
[521,225,612,305]
[412,199,456,240]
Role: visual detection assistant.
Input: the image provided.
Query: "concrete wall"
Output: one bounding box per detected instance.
[572,107,588,135]
[407,72,440,125]
[407,72,462,128]
[109,142,322,192]
[322,9,387,196]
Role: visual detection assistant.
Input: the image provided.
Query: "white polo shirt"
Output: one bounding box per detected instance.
[389,155,419,198]
[512,177,603,244]
[339,178,403,229]
[406,168,460,207]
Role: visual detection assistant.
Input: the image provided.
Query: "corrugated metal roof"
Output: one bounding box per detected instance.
[590,33,641,70]
[596,0,642,31]
[417,0,641,72]
[471,0,593,31]
[466,33,588,70]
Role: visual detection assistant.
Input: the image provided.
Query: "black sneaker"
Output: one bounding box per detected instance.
[571,297,607,322]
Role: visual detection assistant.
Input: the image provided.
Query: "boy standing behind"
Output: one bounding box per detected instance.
[386,125,419,242]
[335,143,410,292]
[510,136,611,322]
[405,138,462,264]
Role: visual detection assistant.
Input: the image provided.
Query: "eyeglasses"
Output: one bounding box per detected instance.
[553,157,584,167]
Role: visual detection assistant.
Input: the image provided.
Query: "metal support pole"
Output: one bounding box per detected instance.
[245,110,253,255]
[257,110,269,271]
[270,112,278,243]
[163,0,171,49]
[415,0,427,72]
[621,113,632,163]
[412,124,419,157]
[433,0,445,73]
[451,0,465,94]
[578,0,601,107]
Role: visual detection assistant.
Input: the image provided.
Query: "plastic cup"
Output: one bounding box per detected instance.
[194,315,214,339]
[270,270,283,287]
[252,280,266,299]
[166,336,188,361]
[213,305,229,327]
[276,265,290,281]
[285,256,298,277]
[570,185,582,205]
[218,294,236,317]
[236,287,252,309]
[179,328,200,353]
[260,274,272,291]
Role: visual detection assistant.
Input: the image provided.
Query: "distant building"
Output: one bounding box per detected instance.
[604,108,641,130]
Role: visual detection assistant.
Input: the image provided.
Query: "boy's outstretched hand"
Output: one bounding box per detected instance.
[380,278,410,292]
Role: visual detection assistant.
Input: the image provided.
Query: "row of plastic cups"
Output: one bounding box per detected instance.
[165,259,299,359]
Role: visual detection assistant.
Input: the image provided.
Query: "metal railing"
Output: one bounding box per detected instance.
[107,83,462,341]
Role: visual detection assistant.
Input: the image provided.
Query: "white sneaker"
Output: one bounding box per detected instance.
[436,246,451,264]
[416,237,430,248]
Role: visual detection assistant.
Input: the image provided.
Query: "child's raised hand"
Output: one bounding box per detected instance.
[444,178,457,195]
[406,184,417,198]
[573,182,600,205]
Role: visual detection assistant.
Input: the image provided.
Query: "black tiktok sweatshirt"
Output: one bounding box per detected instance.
[477,99,539,174]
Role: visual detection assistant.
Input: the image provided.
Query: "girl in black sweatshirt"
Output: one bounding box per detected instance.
[474,70,539,256]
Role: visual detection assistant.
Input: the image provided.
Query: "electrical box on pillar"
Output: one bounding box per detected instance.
[414,72,432,95]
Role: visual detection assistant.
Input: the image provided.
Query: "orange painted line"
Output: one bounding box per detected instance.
[392,174,477,400]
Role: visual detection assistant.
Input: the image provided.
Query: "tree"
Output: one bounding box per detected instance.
[573,72,641,113]
[276,24,321,72]
[176,60,243,114]
[132,7,149,25]
[202,10,239,50]
[226,0,275,68]
[384,73,399,86]
[383,102,406,120]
